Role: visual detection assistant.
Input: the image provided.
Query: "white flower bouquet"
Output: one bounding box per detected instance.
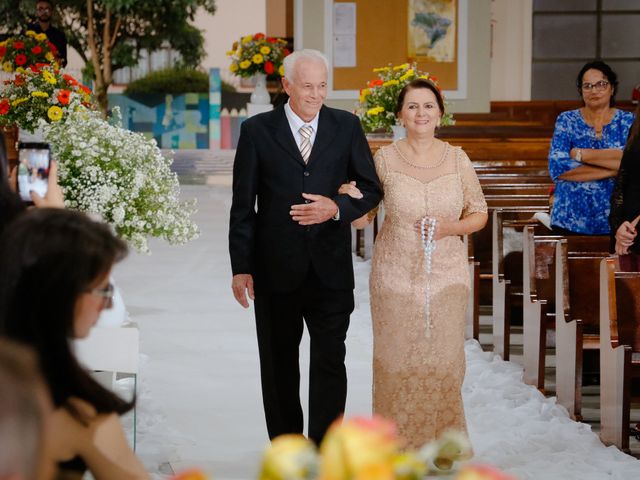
[44,107,199,252]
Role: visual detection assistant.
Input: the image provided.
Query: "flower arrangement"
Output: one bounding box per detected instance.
[0,32,59,73]
[357,63,455,134]
[227,33,290,78]
[44,107,199,253]
[258,416,475,480]
[0,65,92,133]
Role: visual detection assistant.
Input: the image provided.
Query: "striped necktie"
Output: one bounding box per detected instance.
[299,125,313,163]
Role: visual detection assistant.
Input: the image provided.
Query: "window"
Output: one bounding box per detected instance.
[531,0,640,100]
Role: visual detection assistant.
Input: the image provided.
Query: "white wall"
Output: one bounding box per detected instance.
[490,0,532,101]
[195,0,267,86]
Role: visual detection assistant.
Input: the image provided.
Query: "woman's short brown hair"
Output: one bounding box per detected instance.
[394,78,445,117]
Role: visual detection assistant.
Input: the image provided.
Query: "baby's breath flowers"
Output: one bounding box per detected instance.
[44,107,199,253]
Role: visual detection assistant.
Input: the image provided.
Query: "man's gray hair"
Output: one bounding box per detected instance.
[283,49,329,81]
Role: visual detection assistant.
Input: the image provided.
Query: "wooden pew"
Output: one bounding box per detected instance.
[554,235,610,420]
[599,257,640,451]
[464,234,480,341]
[522,227,561,391]
[491,208,550,359]
[479,174,552,185]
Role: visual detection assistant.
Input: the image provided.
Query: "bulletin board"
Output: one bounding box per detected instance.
[332,0,459,91]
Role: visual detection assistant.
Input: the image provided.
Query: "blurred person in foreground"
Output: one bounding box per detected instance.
[0,338,54,480]
[610,105,640,270]
[0,209,148,479]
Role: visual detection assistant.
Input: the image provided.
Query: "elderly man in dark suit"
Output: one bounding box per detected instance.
[229,49,382,444]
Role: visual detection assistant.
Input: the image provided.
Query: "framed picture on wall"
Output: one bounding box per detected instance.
[408,0,457,63]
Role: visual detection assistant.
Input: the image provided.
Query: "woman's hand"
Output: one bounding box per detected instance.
[31,160,64,208]
[413,217,454,242]
[615,218,639,255]
[338,181,363,199]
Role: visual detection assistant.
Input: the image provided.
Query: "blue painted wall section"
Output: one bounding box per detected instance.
[209,68,221,150]
[108,92,210,149]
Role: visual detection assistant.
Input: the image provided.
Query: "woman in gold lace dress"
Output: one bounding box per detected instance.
[344,79,487,451]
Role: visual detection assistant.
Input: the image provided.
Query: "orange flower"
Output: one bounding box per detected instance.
[368,79,383,88]
[57,89,71,105]
[0,99,10,115]
[63,73,78,86]
[13,41,24,49]
[31,45,42,55]
[78,84,91,94]
[264,61,274,75]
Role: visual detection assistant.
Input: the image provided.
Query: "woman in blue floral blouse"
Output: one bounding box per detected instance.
[548,61,635,234]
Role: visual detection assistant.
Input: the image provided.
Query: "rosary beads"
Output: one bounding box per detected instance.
[421,216,437,335]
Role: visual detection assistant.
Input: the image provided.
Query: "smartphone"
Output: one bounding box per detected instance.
[17,142,51,203]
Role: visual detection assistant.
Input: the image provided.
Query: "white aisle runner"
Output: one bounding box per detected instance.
[114,185,640,480]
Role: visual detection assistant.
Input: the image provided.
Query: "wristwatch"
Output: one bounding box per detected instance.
[575,148,582,162]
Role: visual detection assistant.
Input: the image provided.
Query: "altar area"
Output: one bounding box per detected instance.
[112,184,640,479]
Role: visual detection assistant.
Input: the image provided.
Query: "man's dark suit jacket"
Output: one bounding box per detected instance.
[229,104,383,293]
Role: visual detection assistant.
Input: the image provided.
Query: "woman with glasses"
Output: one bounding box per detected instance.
[548,60,635,234]
[0,208,148,479]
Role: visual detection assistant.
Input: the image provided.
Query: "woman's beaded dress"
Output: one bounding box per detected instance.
[370,141,487,449]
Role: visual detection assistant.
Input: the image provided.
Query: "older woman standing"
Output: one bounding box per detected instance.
[343,79,487,455]
[549,60,635,234]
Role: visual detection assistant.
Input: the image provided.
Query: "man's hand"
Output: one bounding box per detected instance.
[290,193,339,225]
[232,274,255,308]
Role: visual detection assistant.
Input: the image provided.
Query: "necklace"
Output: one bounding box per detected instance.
[395,141,449,169]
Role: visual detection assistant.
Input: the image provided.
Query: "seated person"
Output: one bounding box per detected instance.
[548,61,634,234]
[0,209,148,479]
[0,338,54,480]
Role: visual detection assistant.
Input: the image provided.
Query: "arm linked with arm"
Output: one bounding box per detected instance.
[332,117,383,223]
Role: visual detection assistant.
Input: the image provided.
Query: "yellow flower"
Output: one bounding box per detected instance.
[0,40,7,47]
[252,53,264,64]
[259,434,318,480]
[47,105,63,121]
[367,106,385,116]
[15,67,26,74]
[240,60,251,69]
[226,50,235,56]
[31,91,49,98]
[45,52,54,62]
[2,61,12,73]
[12,97,29,107]
[373,66,391,73]
[229,63,239,72]
[382,79,399,87]
[35,33,47,42]
[419,74,430,80]
[42,70,57,85]
[399,69,414,82]
[25,30,36,37]
[359,88,371,103]
[241,35,254,44]
[260,45,271,55]
[393,63,410,70]
[278,65,284,76]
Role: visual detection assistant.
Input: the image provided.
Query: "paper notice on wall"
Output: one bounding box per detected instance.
[333,3,356,67]
[333,35,356,67]
[334,2,356,35]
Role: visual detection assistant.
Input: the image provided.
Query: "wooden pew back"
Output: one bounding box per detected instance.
[612,271,640,352]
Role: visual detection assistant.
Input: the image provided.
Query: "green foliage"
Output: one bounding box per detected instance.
[0,0,217,82]
[124,68,209,95]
